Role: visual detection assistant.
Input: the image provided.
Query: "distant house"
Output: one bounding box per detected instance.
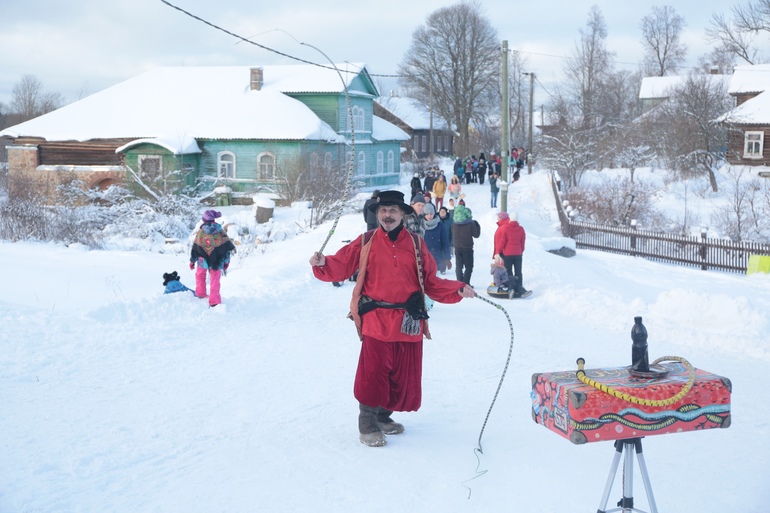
[638,72,732,115]
[373,95,454,159]
[0,64,408,201]
[639,76,690,114]
[719,63,770,168]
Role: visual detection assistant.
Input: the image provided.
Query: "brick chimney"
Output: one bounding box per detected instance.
[250,67,264,91]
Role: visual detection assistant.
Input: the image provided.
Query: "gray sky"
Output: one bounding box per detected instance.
[0,0,735,109]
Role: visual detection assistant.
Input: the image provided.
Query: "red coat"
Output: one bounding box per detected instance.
[313,227,465,342]
[493,220,526,257]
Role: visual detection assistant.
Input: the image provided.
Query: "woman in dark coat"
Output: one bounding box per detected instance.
[410,173,423,200]
[363,190,380,230]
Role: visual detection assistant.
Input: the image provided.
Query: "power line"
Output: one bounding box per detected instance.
[160,0,353,73]
[159,0,413,79]
[160,0,471,81]
[510,46,709,73]
[161,0,718,94]
[534,75,560,103]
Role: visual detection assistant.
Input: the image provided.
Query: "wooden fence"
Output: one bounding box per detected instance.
[548,172,770,274]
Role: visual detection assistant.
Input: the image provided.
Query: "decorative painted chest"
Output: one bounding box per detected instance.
[531,361,731,444]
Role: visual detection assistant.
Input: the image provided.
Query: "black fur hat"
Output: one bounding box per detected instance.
[163,271,180,286]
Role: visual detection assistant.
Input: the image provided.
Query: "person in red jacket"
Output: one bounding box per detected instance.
[309,190,476,447]
[493,211,531,298]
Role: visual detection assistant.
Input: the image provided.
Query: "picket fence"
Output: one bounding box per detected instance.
[549,173,770,274]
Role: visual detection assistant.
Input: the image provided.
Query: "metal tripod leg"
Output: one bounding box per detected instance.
[596,438,659,513]
[634,441,659,513]
[597,440,624,513]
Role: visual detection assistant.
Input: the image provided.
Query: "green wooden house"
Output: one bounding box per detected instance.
[1,64,407,202]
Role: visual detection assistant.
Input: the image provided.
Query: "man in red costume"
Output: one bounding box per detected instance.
[309,190,476,447]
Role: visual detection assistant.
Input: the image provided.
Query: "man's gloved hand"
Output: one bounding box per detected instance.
[224,263,229,271]
[189,262,195,270]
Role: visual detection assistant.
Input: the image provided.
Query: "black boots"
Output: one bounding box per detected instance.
[358,404,405,447]
[359,404,386,447]
[376,408,405,435]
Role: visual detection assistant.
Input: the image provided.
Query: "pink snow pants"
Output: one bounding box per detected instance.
[195,266,222,306]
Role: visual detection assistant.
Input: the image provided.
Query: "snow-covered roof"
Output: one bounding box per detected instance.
[375,96,448,130]
[728,63,770,94]
[115,136,201,155]
[639,74,730,99]
[371,116,409,142]
[0,64,376,144]
[639,76,688,99]
[718,90,770,124]
[717,64,770,124]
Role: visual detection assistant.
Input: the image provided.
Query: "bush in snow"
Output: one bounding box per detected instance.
[565,176,666,229]
[711,167,770,243]
[0,172,201,247]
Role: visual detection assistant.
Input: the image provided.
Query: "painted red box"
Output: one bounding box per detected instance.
[531,362,731,444]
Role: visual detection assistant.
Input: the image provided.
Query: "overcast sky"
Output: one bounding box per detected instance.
[1,0,736,110]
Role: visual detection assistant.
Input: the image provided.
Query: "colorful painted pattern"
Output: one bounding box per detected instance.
[531,363,731,444]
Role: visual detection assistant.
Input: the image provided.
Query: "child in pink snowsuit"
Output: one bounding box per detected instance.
[189,210,236,307]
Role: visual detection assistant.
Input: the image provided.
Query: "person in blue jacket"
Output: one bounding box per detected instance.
[422,203,451,275]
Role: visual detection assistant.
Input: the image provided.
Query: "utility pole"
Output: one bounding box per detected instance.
[527,72,535,174]
[429,80,434,160]
[501,40,509,212]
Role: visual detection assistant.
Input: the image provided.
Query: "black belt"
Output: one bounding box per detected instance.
[358,291,429,320]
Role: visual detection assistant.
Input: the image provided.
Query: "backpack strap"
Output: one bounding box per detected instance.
[348,230,377,340]
[406,231,431,340]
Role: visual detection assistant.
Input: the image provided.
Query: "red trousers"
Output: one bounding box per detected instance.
[354,336,423,412]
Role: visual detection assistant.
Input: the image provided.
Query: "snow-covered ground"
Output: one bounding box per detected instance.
[1,167,768,512]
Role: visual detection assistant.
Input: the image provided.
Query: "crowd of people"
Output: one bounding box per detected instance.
[401,150,529,290]
[308,154,531,447]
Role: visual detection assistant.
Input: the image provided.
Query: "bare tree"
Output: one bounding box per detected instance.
[538,117,602,191]
[697,44,738,74]
[706,0,770,64]
[597,69,643,126]
[11,74,63,121]
[398,1,500,157]
[613,131,656,183]
[711,167,766,241]
[564,5,614,130]
[540,5,617,183]
[640,6,688,77]
[655,74,731,192]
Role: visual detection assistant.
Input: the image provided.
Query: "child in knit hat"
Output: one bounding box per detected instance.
[490,254,510,292]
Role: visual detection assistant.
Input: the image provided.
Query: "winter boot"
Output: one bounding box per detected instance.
[508,276,520,299]
[358,404,386,447]
[376,408,405,435]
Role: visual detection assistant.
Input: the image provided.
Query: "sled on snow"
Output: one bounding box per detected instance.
[486,284,533,299]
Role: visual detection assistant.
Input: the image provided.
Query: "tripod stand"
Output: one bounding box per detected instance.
[597,438,659,513]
